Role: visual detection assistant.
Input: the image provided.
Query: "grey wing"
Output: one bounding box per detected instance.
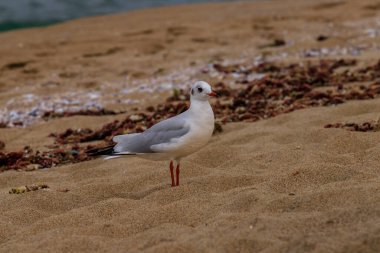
[113,113,190,153]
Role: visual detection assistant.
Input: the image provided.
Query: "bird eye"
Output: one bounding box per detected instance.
[197,87,203,92]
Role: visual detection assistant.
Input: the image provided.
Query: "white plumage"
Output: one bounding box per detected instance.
[105,81,217,187]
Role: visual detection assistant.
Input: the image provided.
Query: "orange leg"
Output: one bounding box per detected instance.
[170,161,175,187]
[176,163,180,186]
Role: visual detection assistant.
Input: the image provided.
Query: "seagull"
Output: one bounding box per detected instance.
[88,81,217,187]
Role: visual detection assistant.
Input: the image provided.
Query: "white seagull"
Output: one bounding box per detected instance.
[88,81,217,187]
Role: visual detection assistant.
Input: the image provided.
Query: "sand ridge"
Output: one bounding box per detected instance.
[1,99,380,252]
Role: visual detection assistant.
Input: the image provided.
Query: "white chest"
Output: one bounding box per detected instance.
[186,102,215,147]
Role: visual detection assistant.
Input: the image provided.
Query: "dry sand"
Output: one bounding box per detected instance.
[1,0,380,252]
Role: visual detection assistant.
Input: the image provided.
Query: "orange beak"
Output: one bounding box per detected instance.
[208,91,218,97]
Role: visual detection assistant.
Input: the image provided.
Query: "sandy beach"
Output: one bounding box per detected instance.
[1,0,380,252]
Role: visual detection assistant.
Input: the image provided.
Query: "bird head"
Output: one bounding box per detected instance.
[190,81,217,101]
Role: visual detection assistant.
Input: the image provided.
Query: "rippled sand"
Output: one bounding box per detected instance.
[1,0,380,252]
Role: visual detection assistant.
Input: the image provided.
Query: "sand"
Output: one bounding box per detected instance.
[1,0,380,252]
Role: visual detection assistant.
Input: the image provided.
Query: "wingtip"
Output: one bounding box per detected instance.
[86,145,115,156]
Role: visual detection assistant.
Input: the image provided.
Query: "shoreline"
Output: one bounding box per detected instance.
[0,0,240,33]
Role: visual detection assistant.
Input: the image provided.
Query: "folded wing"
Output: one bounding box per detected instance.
[113,113,190,154]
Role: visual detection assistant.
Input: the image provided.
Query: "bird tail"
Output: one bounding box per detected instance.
[86,145,136,160]
[86,145,115,156]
